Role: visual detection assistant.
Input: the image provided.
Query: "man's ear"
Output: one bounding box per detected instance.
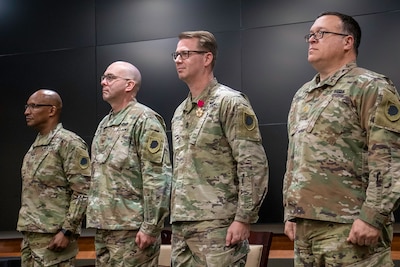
[125,80,136,92]
[48,105,57,117]
[204,52,213,67]
[343,35,354,51]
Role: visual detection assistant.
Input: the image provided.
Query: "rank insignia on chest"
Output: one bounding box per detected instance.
[302,104,310,113]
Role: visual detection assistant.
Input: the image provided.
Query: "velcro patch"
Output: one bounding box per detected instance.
[147,137,161,154]
[79,156,89,169]
[237,107,261,141]
[375,90,400,133]
[385,102,400,122]
[243,112,256,131]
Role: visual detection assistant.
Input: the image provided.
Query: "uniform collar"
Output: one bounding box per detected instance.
[34,123,63,147]
[308,62,358,92]
[184,78,218,112]
[107,99,137,126]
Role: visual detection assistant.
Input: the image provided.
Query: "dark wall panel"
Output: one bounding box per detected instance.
[242,0,400,29]
[258,124,288,223]
[96,0,240,45]
[242,23,315,125]
[212,31,242,93]
[0,0,95,55]
[356,11,400,88]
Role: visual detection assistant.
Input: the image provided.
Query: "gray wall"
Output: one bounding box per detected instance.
[1,0,399,231]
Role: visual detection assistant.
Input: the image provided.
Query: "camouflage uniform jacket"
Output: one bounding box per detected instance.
[283,62,400,229]
[17,123,91,234]
[171,78,268,223]
[87,100,172,236]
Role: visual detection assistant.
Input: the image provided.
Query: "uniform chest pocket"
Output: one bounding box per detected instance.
[292,94,356,138]
[291,95,334,135]
[93,127,128,165]
[190,112,225,150]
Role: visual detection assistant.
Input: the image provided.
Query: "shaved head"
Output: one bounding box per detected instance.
[25,89,63,134]
[109,61,142,91]
[34,89,63,109]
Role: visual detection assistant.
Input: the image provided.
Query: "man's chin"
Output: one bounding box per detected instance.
[178,74,188,82]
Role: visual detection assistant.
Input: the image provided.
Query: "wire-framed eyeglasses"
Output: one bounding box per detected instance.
[101,74,132,83]
[172,50,208,60]
[304,31,349,43]
[25,103,54,110]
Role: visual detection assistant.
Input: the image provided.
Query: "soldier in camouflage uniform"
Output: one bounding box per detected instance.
[17,89,91,267]
[170,31,269,267]
[283,12,400,267]
[86,61,172,266]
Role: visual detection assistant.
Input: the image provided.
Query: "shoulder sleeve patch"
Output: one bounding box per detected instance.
[237,107,261,141]
[144,131,165,164]
[243,112,256,131]
[147,136,162,154]
[385,103,400,122]
[375,90,400,133]
[79,155,90,169]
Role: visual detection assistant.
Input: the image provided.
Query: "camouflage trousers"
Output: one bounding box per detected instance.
[95,229,160,267]
[294,219,394,267]
[21,232,78,267]
[171,219,249,267]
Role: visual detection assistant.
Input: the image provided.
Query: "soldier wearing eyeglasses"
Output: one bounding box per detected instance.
[170,30,269,267]
[86,61,172,266]
[17,89,91,267]
[283,11,400,267]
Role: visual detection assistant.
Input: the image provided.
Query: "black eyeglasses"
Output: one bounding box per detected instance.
[101,74,132,83]
[25,103,54,110]
[304,31,349,43]
[172,50,208,60]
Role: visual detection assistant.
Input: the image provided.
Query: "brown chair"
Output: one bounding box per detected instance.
[161,229,172,244]
[247,231,273,267]
[159,229,172,267]
[158,229,273,267]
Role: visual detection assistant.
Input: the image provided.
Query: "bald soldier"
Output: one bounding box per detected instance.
[86,61,172,266]
[17,89,91,267]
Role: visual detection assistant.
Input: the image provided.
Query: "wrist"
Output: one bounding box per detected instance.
[60,228,72,237]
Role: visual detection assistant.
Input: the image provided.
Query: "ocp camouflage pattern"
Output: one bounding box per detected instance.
[87,100,172,236]
[283,62,400,229]
[17,123,91,234]
[171,78,268,224]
